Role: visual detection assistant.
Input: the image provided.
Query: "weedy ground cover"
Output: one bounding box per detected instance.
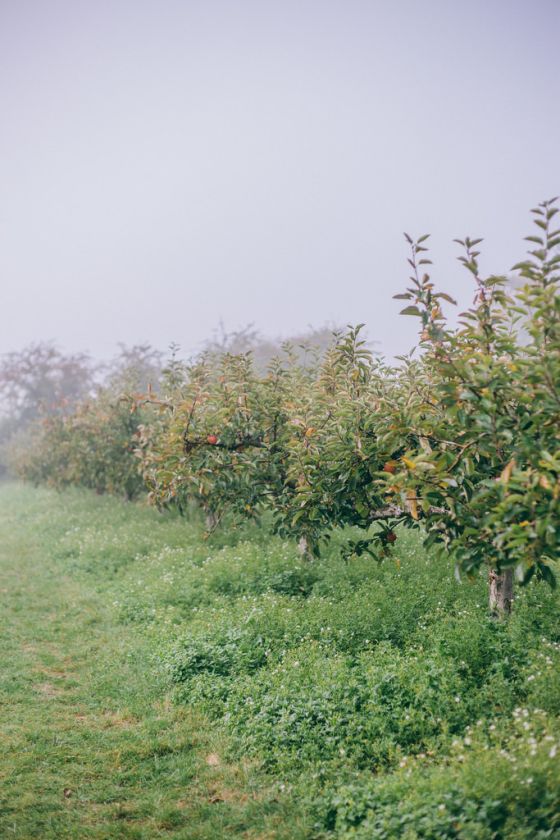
[1,483,558,838]
[0,483,308,839]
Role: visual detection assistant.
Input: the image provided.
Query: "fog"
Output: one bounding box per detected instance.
[1,0,558,362]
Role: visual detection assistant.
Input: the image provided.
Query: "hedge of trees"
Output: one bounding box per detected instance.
[12,199,560,616]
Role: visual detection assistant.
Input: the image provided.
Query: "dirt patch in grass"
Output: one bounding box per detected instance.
[35,681,63,698]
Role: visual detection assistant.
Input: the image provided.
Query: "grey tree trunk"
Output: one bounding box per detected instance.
[205,511,219,531]
[488,567,514,617]
[297,536,311,560]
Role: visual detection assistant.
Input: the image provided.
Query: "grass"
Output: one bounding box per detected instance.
[0,482,559,838]
[0,483,306,838]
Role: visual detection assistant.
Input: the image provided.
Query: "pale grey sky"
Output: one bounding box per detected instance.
[1,0,558,361]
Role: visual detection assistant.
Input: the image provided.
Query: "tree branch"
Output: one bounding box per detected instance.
[369,504,448,520]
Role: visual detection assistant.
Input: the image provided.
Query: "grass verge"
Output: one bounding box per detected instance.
[0,483,307,838]
[0,482,558,838]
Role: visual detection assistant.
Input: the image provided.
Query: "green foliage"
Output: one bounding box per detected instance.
[5,483,558,837]
[314,713,560,838]
[382,199,560,586]
[7,197,560,837]
[68,487,556,839]
[222,643,472,770]
[131,199,560,601]
[18,199,560,597]
[0,483,307,840]
[17,392,147,499]
[137,349,306,525]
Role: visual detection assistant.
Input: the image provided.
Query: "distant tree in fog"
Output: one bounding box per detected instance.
[0,341,163,476]
[0,342,94,426]
[0,342,95,475]
[102,343,163,393]
[202,322,350,370]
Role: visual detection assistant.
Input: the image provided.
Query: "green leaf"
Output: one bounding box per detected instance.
[437,292,457,305]
[538,562,557,589]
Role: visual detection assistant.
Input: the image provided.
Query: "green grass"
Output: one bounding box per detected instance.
[0,483,306,838]
[0,482,559,838]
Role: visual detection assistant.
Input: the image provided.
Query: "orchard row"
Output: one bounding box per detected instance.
[16,200,560,613]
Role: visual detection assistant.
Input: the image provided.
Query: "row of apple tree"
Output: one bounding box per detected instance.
[16,199,560,613]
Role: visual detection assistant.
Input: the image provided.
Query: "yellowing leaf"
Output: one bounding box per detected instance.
[402,457,416,470]
[406,490,419,520]
[500,459,515,484]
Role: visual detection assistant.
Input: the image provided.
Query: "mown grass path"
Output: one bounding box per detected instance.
[0,484,288,839]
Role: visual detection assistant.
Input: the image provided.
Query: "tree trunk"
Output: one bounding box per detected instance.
[488,567,514,618]
[297,536,312,560]
[205,511,219,531]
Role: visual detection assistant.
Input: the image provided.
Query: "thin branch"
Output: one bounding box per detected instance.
[369,504,448,521]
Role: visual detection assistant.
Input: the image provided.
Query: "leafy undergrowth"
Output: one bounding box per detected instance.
[0,484,308,838]
[2,483,559,838]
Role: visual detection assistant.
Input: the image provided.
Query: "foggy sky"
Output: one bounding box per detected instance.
[1,0,559,362]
